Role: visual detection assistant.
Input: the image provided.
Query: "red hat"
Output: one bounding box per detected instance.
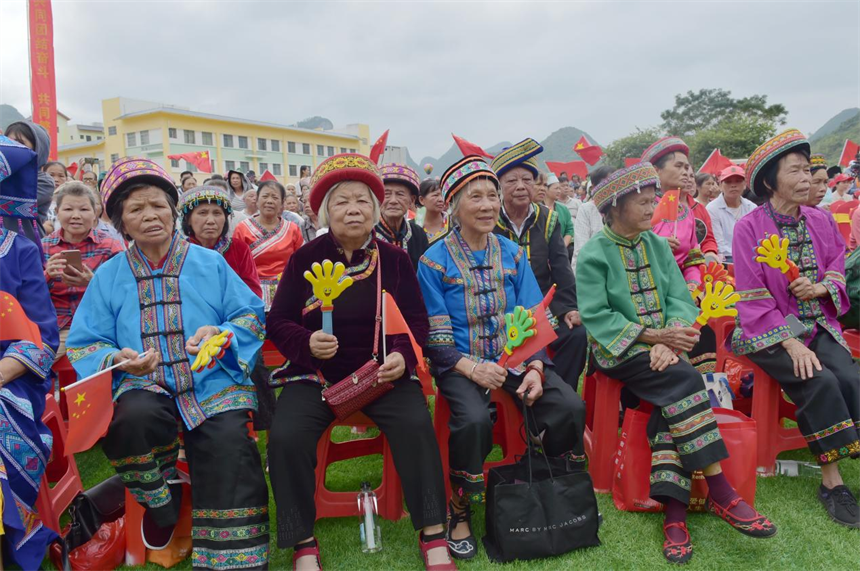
[829,173,853,187]
[718,165,746,183]
[309,153,384,215]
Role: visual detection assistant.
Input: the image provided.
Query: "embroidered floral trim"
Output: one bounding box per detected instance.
[450,468,484,484]
[192,506,268,519]
[663,390,709,418]
[192,545,269,570]
[67,341,115,364]
[650,432,675,446]
[737,288,772,302]
[731,324,794,355]
[269,373,323,388]
[110,439,180,467]
[5,341,55,379]
[650,470,691,491]
[805,420,856,443]
[229,313,265,342]
[428,316,455,348]
[817,440,860,465]
[669,409,717,438]
[675,428,723,456]
[129,483,172,509]
[192,522,270,542]
[200,385,257,417]
[651,451,684,468]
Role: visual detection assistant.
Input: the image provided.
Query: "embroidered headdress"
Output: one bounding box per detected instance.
[379,163,421,197]
[809,153,828,173]
[178,186,233,220]
[592,162,660,213]
[746,129,810,197]
[309,153,384,215]
[101,157,178,218]
[439,155,499,206]
[640,136,689,165]
[491,138,543,179]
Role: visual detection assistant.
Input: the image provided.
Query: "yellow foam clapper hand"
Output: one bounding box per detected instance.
[755,234,791,273]
[700,261,730,288]
[190,330,234,373]
[503,306,537,356]
[696,280,740,326]
[303,260,354,309]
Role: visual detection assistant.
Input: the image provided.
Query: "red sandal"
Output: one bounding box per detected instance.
[707,495,777,538]
[419,535,457,571]
[662,522,693,565]
[293,541,322,571]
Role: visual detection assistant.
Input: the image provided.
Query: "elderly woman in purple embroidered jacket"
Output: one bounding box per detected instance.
[732,130,860,529]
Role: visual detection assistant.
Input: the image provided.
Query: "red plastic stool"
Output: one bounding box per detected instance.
[843,329,860,360]
[433,390,526,500]
[314,411,405,521]
[261,339,285,368]
[582,372,623,493]
[51,355,78,420]
[35,394,83,533]
[124,473,192,566]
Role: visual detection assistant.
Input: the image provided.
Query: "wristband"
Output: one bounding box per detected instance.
[468,361,479,381]
[526,363,545,385]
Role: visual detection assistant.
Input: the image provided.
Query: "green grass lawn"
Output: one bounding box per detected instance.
[48,423,860,571]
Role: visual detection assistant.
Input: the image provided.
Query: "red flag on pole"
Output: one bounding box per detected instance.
[624,158,640,168]
[29,0,58,160]
[572,136,603,166]
[0,291,44,349]
[839,139,859,167]
[167,151,212,173]
[258,170,277,182]
[67,162,79,178]
[63,369,113,454]
[382,292,431,385]
[499,286,558,369]
[652,190,681,226]
[452,134,494,159]
[545,161,588,179]
[369,129,389,164]
[697,149,733,175]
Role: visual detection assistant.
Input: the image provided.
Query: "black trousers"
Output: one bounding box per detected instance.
[268,380,447,549]
[436,368,586,504]
[747,330,860,464]
[250,355,276,431]
[103,390,269,570]
[598,354,729,505]
[550,321,588,391]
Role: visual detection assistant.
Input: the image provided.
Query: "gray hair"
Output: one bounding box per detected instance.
[317,181,381,229]
[55,181,98,211]
[110,183,178,241]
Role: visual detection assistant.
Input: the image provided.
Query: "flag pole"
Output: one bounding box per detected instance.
[381,290,387,360]
[62,349,154,392]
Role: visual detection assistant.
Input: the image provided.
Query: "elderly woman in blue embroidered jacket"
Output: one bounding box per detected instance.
[417,156,585,561]
[66,158,270,570]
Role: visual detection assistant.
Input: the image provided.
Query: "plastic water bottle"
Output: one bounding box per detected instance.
[357,482,382,553]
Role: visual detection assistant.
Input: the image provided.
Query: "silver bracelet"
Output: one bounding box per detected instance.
[468,361,479,380]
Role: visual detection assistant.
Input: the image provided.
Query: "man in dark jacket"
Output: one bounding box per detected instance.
[374,163,429,271]
[492,138,588,390]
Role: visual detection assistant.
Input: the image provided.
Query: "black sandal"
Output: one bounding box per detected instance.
[446,500,477,560]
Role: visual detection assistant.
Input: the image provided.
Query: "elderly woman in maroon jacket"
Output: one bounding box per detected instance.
[266,154,454,571]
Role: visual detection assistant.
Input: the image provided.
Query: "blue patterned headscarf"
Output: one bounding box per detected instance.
[0,135,43,251]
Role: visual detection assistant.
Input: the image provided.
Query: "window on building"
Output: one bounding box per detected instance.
[140,130,150,145]
[316,145,324,156]
[238,136,249,149]
[240,161,250,172]
[184,130,196,144]
[126,132,137,147]
[302,143,311,155]
[202,132,213,146]
[288,164,298,177]
[108,126,117,136]
[349,148,357,153]
[210,159,216,172]
[259,162,268,173]
[170,159,180,168]
[273,164,282,176]
[287,141,296,153]
[86,135,92,142]
[168,128,177,139]
[271,140,280,152]
[185,161,197,173]
[110,153,119,164]
[223,134,234,147]
[257,138,267,151]
[340,147,347,154]
[79,135,84,140]
[225,160,236,171]
[327,146,335,157]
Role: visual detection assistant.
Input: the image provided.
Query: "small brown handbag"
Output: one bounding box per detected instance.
[321,254,391,420]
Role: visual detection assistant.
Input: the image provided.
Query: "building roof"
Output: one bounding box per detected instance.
[58,140,105,152]
[75,123,104,132]
[114,106,361,141]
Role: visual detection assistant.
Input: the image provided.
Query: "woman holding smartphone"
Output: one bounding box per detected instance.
[42,181,125,358]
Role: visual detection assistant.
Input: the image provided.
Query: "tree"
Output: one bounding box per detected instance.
[660,88,787,138]
[602,127,663,169]
[688,115,778,168]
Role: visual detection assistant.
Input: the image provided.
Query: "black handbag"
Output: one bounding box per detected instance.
[483,400,600,562]
[54,474,126,571]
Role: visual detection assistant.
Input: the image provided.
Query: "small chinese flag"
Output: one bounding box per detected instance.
[167,151,212,173]
[382,292,431,385]
[501,286,558,369]
[839,139,859,167]
[65,369,113,454]
[545,160,588,179]
[258,169,277,182]
[652,190,681,225]
[0,292,43,349]
[67,161,79,178]
[697,148,733,175]
[572,135,603,166]
[452,133,494,159]
[369,129,389,164]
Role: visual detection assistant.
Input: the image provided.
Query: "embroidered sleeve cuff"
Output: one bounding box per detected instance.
[821,272,845,315]
[666,316,694,329]
[684,249,706,268]
[5,341,55,380]
[731,324,795,355]
[605,321,645,358]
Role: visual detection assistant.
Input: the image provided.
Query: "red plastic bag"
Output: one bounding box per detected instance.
[612,408,757,513]
[50,516,126,571]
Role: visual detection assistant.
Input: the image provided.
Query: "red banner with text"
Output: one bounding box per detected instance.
[29,0,57,160]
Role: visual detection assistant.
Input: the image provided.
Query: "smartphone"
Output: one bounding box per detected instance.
[784,315,808,338]
[83,157,99,165]
[61,250,83,275]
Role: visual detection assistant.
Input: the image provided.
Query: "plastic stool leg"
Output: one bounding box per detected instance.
[588,373,623,493]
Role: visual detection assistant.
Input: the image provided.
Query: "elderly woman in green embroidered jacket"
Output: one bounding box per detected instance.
[576,162,776,565]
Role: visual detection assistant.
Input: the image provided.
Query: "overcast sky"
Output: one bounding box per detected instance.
[1,0,858,158]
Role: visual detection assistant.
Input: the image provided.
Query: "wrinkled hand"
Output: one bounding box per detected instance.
[650,343,679,372]
[659,326,700,353]
[788,277,817,301]
[61,263,94,287]
[783,338,821,380]
[45,253,67,279]
[114,348,159,376]
[189,328,232,372]
[755,234,791,273]
[309,330,338,360]
[697,280,740,325]
[303,260,353,307]
[564,310,581,328]
[667,236,681,252]
[377,351,405,383]
[471,362,506,391]
[503,306,536,355]
[516,369,543,406]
